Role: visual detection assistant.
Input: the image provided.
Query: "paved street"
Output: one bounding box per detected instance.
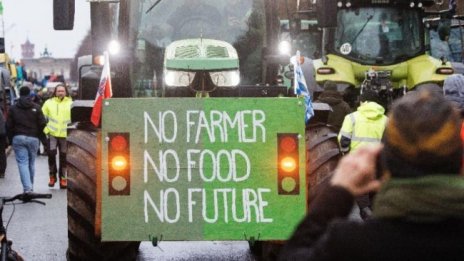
[0,149,67,260]
[0,149,254,260]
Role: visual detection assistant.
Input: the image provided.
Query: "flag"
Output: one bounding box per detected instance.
[291,51,314,123]
[90,52,113,127]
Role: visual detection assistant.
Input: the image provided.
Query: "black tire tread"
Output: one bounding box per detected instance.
[257,124,341,261]
[306,124,342,201]
[66,129,140,261]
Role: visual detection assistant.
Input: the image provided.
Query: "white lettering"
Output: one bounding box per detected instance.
[144,111,178,143]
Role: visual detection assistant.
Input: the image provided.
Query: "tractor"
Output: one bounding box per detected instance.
[53,0,340,260]
[307,0,454,108]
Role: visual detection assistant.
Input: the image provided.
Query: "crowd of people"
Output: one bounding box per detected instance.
[0,83,72,193]
[278,75,464,260]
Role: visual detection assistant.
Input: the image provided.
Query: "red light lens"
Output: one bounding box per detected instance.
[111,135,128,151]
[280,136,297,153]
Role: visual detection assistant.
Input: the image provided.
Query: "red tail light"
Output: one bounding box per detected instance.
[108,133,130,196]
[277,133,300,195]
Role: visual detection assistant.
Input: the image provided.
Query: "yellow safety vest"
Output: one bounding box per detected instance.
[42,96,73,138]
[338,102,388,152]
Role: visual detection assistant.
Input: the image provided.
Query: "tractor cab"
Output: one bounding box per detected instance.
[312,0,453,107]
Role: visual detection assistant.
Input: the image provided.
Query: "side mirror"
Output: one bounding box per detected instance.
[316,0,338,28]
[53,0,75,30]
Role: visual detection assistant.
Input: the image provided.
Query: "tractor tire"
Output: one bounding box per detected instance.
[66,129,140,261]
[251,124,341,261]
[306,123,342,202]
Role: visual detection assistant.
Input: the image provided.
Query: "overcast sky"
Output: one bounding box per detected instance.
[2,0,90,60]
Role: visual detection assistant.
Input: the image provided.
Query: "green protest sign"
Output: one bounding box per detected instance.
[101,98,307,241]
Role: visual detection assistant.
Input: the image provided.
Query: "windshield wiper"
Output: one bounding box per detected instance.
[350,15,374,45]
[146,0,162,14]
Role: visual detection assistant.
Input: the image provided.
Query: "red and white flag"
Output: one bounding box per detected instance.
[90,52,113,127]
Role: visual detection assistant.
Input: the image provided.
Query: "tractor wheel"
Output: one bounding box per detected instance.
[251,124,341,261]
[66,129,141,261]
[306,124,342,204]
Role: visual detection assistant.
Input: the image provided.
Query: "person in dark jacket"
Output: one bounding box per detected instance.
[6,86,47,193]
[316,81,351,132]
[279,90,464,261]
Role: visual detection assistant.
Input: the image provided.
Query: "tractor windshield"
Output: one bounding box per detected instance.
[128,0,265,92]
[332,7,423,65]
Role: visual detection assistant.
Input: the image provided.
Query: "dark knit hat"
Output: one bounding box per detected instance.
[360,89,380,104]
[323,81,337,91]
[19,86,31,97]
[382,90,462,178]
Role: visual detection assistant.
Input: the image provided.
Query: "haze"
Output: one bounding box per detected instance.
[3,0,90,60]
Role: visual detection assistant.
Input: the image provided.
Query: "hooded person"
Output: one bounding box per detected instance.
[6,86,47,192]
[443,74,464,113]
[337,89,388,219]
[443,74,464,148]
[316,81,352,132]
[338,89,387,154]
[278,90,464,261]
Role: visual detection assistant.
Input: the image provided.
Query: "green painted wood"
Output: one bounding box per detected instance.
[101,97,306,241]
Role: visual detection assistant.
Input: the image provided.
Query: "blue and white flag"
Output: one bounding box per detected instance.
[291,51,314,123]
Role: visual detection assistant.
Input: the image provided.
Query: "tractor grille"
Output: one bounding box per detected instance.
[175,45,200,58]
[206,46,228,58]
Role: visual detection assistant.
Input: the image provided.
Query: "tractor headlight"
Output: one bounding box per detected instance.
[279,40,291,56]
[164,70,196,86]
[209,70,240,87]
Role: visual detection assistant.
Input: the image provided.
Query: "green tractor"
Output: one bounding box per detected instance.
[310,0,454,108]
[54,0,340,260]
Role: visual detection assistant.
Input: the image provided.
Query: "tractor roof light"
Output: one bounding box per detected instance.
[278,41,291,56]
[108,40,121,55]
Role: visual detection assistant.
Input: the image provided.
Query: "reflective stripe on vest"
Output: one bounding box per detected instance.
[344,112,386,151]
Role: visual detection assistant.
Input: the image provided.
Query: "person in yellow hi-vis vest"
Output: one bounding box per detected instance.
[338,89,388,220]
[42,84,72,189]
